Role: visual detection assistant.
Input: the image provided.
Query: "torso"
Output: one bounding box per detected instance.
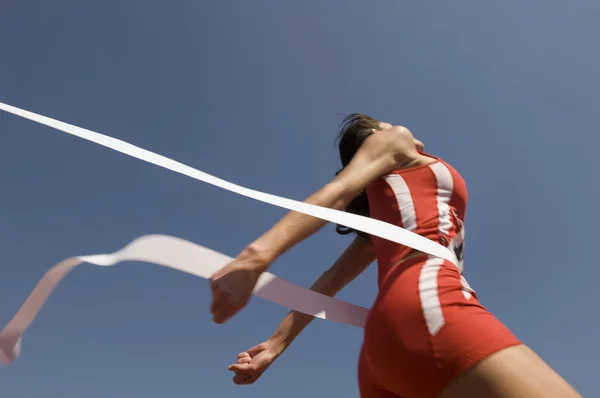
[365,152,468,286]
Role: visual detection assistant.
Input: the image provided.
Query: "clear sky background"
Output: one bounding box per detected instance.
[1,1,599,397]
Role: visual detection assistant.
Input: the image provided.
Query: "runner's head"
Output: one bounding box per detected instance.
[336,114,424,168]
[334,114,425,238]
[336,113,380,168]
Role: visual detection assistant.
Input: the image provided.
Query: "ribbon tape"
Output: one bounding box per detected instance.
[0,101,456,365]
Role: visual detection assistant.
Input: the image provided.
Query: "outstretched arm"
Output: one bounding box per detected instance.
[267,235,375,354]
[228,236,376,384]
[244,129,407,267]
[210,126,418,324]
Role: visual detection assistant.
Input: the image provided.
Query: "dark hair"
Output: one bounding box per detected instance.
[334,113,380,238]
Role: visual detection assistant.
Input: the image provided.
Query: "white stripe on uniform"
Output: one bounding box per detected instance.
[384,174,417,231]
[429,162,474,300]
[418,256,446,336]
[428,162,454,236]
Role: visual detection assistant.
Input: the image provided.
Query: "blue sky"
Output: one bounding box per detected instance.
[1,1,599,397]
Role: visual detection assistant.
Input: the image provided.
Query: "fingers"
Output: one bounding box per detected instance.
[209,268,230,314]
[228,363,253,373]
[237,353,251,364]
[209,276,228,313]
[227,355,251,374]
[247,342,268,357]
[212,302,240,324]
[209,261,263,325]
[229,347,270,386]
[233,373,255,385]
[209,281,236,324]
[209,276,246,324]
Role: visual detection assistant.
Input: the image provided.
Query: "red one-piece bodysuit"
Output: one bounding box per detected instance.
[358,153,521,398]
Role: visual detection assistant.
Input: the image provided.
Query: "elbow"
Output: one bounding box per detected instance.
[322,265,354,293]
[321,267,339,285]
[324,180,360,211]
[316,267,346,296]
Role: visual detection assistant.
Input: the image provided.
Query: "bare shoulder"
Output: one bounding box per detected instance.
[360,125,422,168]
[333,125,427,196]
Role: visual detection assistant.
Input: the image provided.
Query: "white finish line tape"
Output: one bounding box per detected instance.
[0,235,370,365]
[0,101,457,364]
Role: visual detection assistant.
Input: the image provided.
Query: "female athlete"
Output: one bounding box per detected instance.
[210,114,580,397]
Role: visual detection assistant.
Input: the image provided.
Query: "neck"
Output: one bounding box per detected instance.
[396,151,436,169]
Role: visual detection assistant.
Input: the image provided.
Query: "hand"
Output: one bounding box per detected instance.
[228,342,279,385]
[209,253,267,324]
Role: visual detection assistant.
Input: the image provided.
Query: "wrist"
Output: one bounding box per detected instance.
[266,332,289,358]
[239,242,275,273]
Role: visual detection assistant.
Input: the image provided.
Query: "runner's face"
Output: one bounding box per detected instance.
[377,122,425,151]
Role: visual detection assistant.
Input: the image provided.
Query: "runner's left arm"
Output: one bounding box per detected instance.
[267,235,375,355]
[228,235,375,384]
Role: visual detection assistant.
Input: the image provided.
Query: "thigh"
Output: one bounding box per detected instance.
[437,345,581,398]
[358,347,402,398]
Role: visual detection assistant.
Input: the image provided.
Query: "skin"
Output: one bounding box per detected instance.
[228,235,376,385]
[211,122,581,397]
[209,123,424,324]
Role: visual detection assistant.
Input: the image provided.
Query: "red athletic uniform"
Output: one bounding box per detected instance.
[359,153,521,398]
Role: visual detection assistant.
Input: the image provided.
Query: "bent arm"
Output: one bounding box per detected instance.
[245,131,408,270]
[266,236,376,357]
